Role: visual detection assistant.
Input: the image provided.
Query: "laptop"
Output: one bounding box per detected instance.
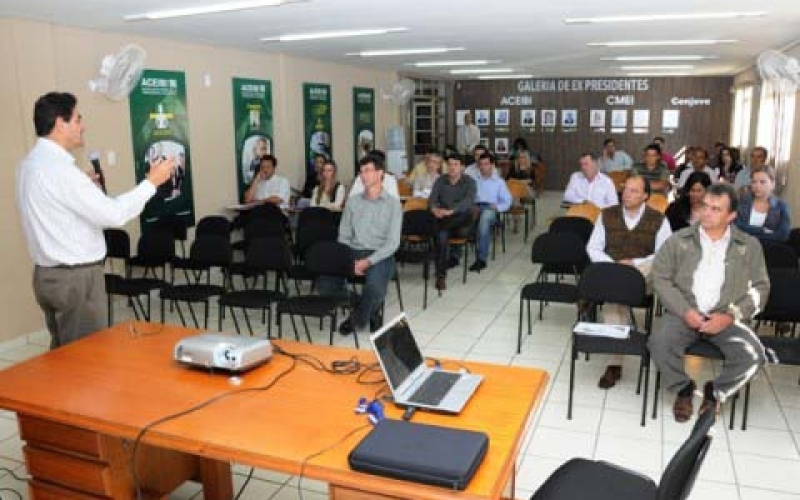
[370,313,483,414]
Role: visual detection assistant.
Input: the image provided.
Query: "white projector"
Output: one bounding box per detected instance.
[174,333,273,372]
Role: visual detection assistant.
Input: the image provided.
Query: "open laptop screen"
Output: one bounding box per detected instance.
[373,316,425,390]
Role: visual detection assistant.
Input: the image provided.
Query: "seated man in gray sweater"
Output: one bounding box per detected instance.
[335,154,402,334]
[649,183,769,422]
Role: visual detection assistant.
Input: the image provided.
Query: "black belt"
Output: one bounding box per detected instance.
[50,259,104,269]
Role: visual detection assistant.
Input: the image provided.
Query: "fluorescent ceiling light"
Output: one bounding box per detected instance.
[124,0,305,21]
[476,74,534,80]
[450,68,513,74]
[588,39,736,47]
[620,65,695,70]
[261,27,406,42]
[602,55,718,61]
[410,60,494,67]
[565,11,765,24]
[627,72,692,76]
[347,47,464,57]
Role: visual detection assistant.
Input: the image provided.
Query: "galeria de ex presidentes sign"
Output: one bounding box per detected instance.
[493,78,713,107]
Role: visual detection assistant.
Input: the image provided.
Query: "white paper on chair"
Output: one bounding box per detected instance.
[573,322,630,339]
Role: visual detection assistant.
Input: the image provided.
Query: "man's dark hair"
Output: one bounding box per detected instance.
[359,154,385,171]
[478,153,493,163]
[752,146,769,159]
[579,152,597,162]
[473,144,488,154]
[603,138,615,147]
[445,154,463,164]
[653,136,665,143]
[367,149,386,162]
[707,183,739,213]
[693,147,709,160]
[34,92,77,137]
[260,154,278,167]
[645,143,662,155]
[714,141,727,149]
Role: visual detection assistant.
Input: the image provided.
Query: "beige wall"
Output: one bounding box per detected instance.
[732,46,800,224]
[0,17,400,342]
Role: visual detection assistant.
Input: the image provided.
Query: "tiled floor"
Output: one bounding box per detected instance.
[1,192,799,499]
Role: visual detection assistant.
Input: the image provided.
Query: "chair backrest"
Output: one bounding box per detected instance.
[305,241,353,278]
[566,202,601,223]
[397,179,413,197]
[608,170,629,192]
[578,262,646,308]
[189,235,232,267]
[761,240,799,270]
[402,210,436,238]
[530,232,587,268]
[759,335,800,365]
[244,217,287,241]
[104,229,130,260]
[245,237,293,272]
[657,409,715,500]
[506,179,531,200]
[250,202,288,223]
[761,269,800,318]
[152,214,188,241]
[136,229,176,265]
[195,216,231,238]
[788,228,800,259]
[549,216,595,244]
[647,193,669,213]
[295,210,340,258]
[403,197,429,212]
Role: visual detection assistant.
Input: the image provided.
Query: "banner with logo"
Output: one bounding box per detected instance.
[352,87,375,173]
[128,69,195,230]
[232,78,274,201]
[302,83,332,189]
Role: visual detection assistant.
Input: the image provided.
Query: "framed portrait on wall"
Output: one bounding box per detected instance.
[475,109,490,126]
[590,109,606,128]
[495,108,510,127]
[495,137,509,154]
[521,109,536,127]
[562,109,578,127]
[456,109,470,126]
[541,109,556,127]
[611,110,628,131]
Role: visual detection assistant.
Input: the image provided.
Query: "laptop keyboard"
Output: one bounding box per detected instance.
[408,371,461,406]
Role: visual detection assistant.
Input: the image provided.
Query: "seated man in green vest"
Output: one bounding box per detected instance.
[586,175,672,388]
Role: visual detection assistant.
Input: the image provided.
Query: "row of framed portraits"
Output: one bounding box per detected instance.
[456,108,681,130]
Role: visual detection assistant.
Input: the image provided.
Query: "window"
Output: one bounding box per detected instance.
[731,86,752,148]
[756,81,796,166]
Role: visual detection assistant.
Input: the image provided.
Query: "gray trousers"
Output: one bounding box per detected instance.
[648,312,767,402]
[33,264,107,349]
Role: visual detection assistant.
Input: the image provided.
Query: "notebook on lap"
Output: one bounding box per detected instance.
[370,313,483,413]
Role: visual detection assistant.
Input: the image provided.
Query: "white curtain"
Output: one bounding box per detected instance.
[759,79,797,191]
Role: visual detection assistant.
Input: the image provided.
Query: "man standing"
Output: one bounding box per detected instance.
[468,154,512,272]
[597,138,633,173]
[563,153,619,208]
[16,92,174,348]
[632,144,671,194]
[457,112,481,156]
[336,155,402,334]
[649,183,769,422]
[429,155,477,290]
[586,175,672,388]
[244,154,290,209]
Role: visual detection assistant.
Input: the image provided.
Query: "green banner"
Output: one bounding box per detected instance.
[353,87,375,174]
[129,69,195,230]
[303,83,332,187]
[232,78,274,202]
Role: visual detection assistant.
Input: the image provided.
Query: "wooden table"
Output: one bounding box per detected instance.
[0,323,548,500]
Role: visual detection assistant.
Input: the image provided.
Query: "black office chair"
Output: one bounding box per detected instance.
[517,232,587,353]
[153,214,189,258]
[218,237,291,337]
[549,216,595,244]
[103,229,167,325]
[288,207,340,293]
[530,408,715,500]
[128,228,175,280]
[276,241,360,347]
[160,235,231,328]
[760,240,799,270]
[228,217,289,288]
[396,210,437,310]
[570,262,653,426]
[756,269,800,336]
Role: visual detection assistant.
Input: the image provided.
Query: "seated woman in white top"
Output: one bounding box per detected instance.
[310,159,345,211]
[412,152,442,198]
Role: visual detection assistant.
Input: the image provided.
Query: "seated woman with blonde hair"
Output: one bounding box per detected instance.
[735,166,790,241]
[310,159,345,211]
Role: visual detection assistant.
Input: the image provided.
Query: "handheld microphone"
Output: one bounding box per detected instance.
[89,151,107,194]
